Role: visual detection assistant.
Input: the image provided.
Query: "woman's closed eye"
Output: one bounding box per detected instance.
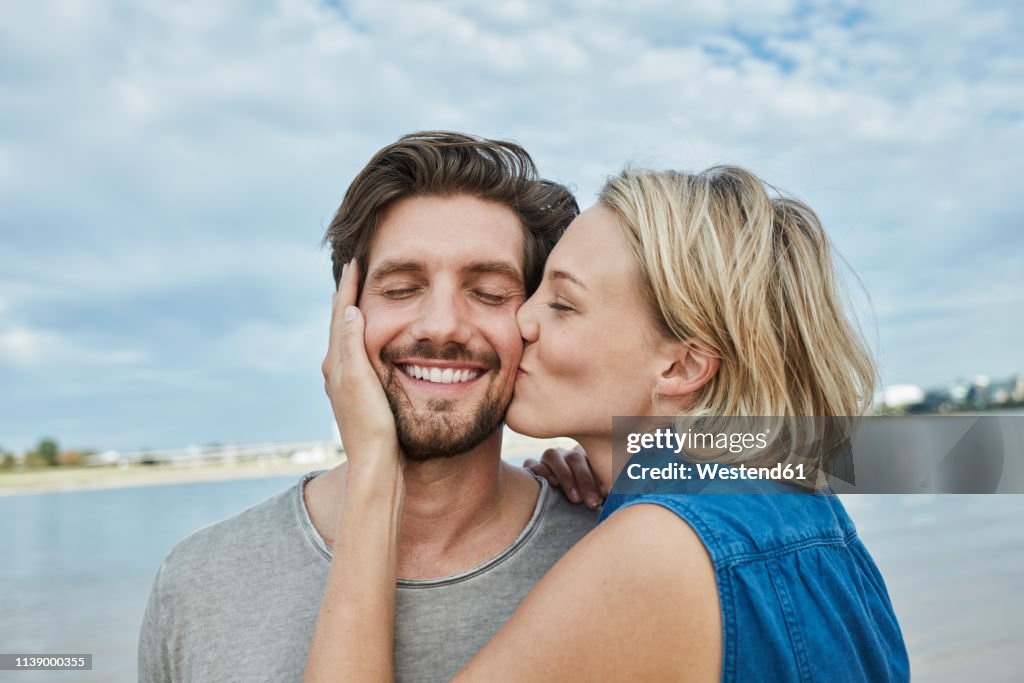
[547,300,575,312]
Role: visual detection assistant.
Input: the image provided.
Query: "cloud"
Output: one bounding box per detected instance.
[212,308,329,377]
[0,324,148,369]
[1,0,1021,449]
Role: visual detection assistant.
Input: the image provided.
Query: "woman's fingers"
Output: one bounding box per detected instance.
[564,448,604,508]
[523,459,559,488]
[537,448,583,504]
[324,259,359,383]
[322,259,399,459]
[337,305,393,448]
[338,268,376,383]
[534,445,606,509]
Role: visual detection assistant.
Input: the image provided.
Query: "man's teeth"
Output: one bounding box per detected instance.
[402,365,483,384]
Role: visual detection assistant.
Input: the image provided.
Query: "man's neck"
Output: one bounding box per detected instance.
[303,428,541,580]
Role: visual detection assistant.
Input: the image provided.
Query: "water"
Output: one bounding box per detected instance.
[1,476,1022,681]
[841,494,1024,681]
[0,475,303,682]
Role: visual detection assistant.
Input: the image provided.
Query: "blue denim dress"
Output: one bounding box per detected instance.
[600,467,910,682]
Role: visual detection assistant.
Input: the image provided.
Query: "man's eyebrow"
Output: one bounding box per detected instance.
[367,260,424,283]
[550,269,588,290]
[367,260,523,285]
[464,261,524,284]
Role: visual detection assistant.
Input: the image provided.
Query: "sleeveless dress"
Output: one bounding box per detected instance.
[600,454,910,682]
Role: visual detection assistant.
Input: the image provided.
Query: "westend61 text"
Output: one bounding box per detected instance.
[626,462,807,482]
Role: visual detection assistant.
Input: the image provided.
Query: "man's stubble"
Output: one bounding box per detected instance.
[379,342,508,461]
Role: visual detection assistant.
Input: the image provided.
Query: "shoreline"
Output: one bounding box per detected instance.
[0,459,344,497]
[0,438,571,497]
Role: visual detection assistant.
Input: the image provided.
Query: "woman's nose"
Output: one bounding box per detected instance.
[517,294,540,343]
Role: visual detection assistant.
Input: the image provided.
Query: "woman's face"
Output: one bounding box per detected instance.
[508,203,669,445]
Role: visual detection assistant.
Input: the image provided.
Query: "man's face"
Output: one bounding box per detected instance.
[359,194,526,461]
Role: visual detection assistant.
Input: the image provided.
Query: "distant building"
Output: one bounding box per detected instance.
[878,384,925,409]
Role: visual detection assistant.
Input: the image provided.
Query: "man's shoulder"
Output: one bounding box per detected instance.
[140,473,328,682]
[530,476,599,547]
[156,474,316,588]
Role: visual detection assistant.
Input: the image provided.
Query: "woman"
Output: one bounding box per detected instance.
[306,166,909,681]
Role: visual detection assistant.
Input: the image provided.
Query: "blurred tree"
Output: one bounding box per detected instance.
[37,438,59,467]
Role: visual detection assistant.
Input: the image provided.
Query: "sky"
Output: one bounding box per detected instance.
[1,0,1022,452]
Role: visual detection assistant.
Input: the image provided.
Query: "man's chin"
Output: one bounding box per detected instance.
[383,370,510,461]
[395,409,506,461]
[396,424,500,461]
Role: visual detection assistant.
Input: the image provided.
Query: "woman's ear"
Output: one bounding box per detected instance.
[655,341,720,401]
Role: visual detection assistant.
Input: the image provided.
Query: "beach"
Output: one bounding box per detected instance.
[0,434,577,497]
[0,458,344,497]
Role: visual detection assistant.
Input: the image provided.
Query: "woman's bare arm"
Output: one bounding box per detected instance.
[305,457,404,682]
[455,503,722,682]
[304,261,405,682]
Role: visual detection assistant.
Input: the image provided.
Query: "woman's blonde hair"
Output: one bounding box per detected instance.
[600,166,875,476]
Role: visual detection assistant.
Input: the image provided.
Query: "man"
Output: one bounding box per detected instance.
[138,132,596,682]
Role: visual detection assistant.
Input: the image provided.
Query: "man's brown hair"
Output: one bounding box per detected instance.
[323,131,578,294]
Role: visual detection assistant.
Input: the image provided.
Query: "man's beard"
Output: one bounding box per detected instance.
[379,341,508,461]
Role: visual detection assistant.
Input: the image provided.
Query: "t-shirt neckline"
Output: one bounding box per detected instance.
[294,468,551,587]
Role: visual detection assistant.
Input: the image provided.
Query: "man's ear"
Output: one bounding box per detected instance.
[655,341,720,401]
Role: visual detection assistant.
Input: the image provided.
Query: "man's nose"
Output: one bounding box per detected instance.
[408,287,473,346]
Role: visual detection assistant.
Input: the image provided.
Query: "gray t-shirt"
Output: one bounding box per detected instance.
[138,470,597,682]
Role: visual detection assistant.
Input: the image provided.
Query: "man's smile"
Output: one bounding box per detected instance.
[390,358,493,399]
[399,362,485,384]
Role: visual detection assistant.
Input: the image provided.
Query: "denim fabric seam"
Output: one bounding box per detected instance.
[850,543,893,648]
[766,557,813,682]
[611,497,736,682]
[718,555,738,683]
[720,531,861,569]
[669,502,737,683]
